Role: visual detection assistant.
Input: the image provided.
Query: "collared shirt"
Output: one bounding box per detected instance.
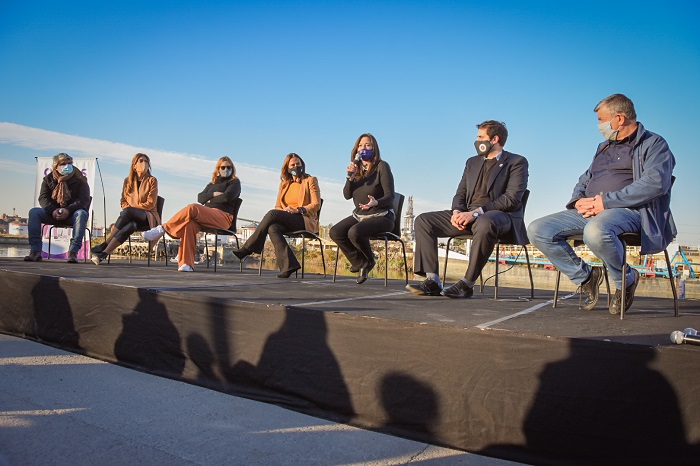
[585,130,636,198]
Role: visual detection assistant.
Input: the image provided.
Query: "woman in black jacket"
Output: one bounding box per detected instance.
[330,133,395,284]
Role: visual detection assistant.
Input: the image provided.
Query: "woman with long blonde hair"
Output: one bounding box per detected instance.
[143,156,241,272]
[91,153,160,264]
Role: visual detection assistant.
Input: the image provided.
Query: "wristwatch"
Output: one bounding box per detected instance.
[473,211,479,218]
[298,206,307,214]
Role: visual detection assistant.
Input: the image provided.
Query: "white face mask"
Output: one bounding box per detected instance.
[219,168,232,178]
[598,118,619,141]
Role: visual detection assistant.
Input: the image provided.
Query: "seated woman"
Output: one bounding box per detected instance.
[91,153,160,264]
[330,133,395,284]
[233,153,321,278]
[143,157,241,272]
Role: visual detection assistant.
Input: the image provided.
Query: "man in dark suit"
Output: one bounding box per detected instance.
[406,120,529,298]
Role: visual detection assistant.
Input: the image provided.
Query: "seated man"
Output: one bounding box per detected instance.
[25,153,91,263]
[406,120,529,298]
[527,94,676,315]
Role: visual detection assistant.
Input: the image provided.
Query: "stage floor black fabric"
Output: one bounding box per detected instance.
[2,257,699,464]
[5,257,697,345]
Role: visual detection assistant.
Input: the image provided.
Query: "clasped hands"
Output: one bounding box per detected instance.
[450,210,478,230]
[575,194,604,218]
[52,208,70,221]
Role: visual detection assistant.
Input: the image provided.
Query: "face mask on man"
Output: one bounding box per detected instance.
[358,149,374,161]
[474,139,493,157]
[59,164,74,175]
[288,165,304,178]
[598,118,619,141]
[219,167,232,178]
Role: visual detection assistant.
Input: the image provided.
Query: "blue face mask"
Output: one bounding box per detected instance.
[358,149,374,161]
[59,164,74,175]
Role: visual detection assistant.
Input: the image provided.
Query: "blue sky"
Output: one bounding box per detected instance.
[2,0,699,246]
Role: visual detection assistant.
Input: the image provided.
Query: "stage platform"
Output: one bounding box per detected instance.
[1,257,699,464]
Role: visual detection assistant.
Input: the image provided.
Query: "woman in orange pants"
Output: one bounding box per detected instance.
[144,157,241,271]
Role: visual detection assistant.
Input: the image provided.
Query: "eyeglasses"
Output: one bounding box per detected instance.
[219,166,233,169]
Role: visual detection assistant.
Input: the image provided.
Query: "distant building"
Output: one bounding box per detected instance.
[9,222,28,236]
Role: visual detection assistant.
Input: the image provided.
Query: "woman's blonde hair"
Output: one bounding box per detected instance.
[211,156,237,184]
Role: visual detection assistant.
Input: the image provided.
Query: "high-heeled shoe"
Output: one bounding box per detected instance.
[277,267,300,279]
[233,247,250,261]
[356,260,375,284]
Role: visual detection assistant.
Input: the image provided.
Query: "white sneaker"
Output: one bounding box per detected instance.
[178,264,194,272]
[143,225,165,241]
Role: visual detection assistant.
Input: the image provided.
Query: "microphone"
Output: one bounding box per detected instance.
[346,153,362,180]
[670,329,700,346]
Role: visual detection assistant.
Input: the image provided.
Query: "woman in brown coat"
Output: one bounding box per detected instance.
[91,153,160,264]
[234,153,320,278]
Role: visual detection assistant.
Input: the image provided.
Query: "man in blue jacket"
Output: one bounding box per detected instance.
[528,94,676,315]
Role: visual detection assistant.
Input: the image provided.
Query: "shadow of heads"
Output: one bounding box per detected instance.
[231,307,355,422]
[380,372,440,441]
[114,287,185,377]
[523,339,697,463]
[30,276,80,350]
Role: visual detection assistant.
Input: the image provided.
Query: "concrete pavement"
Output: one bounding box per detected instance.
[0,334,521,466]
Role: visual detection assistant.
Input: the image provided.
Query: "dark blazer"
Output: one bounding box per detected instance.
[451,150,529,245]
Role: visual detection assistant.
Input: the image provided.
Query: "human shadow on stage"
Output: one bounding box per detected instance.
[114,288,185,377]
[186,301,356,423]
[379,372,440,441]
[478,339,700,465]
[31,275,81,350]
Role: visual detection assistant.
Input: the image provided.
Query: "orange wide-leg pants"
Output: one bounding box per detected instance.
[163,204,233,269]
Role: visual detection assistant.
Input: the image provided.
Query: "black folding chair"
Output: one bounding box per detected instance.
[203,198,243,272]
[258,200,326,278]
[442,189,533,299]
[333,193,408,286]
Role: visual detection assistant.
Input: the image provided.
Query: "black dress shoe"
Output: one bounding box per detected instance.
[441,280,474,298]
[610,268,640,315]
[405,279,442,296]
[277,267,300,279]
[349,263,362,273]
[579,266,604,311]
[356,260,375,284]
[24,250,42,262]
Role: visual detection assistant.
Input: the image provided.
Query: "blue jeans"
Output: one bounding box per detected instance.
[527,208,641,289]
[28,207,89,253]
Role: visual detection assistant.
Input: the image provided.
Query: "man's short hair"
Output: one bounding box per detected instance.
[594,94,637,120]
[52,153,73,169]
[476,120,508,147]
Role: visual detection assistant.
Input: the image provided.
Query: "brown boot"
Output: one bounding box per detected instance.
[24,250,42,262]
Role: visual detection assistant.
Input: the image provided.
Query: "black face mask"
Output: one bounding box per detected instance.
[474,139,493,157]
[288,166,304,178]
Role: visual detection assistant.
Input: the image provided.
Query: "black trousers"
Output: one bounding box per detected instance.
[112,207,151,244]
[413,209,513,282]
[242,209,306,273]
[329,212,394,268]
